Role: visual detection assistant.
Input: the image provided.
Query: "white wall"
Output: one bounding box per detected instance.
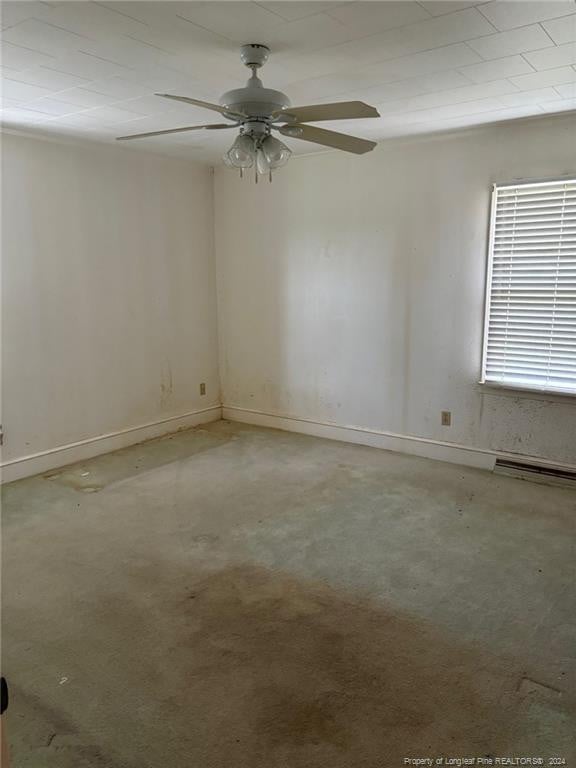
[3,115,575,477]
[215,113,576,466]
[2,133,220,471]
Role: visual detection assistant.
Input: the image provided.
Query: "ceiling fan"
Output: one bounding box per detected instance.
[117,44,380,180]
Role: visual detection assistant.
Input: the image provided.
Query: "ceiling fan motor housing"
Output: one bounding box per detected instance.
[220,80,290,118]
[220,43,291,119]
[220,83,290,118]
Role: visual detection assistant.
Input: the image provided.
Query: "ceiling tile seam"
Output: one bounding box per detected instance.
[318,11,353,34]
[3,77,178,108]
[120,33,179,56]
[35,98,217,122]
[1,21,27,33]
[41,107,152,126]
[15,96,149,118]
[322,2,432,28]
[515,40,576,63]
[251,1,291,22]
[415,3,437,20]
[2,82,53,102]
[8,66,93,86]
[1,39,58,59]
[58,84,153,103]
[382,102,508,126]
[70,48,144,71]
[91,2,149,28]
[518,53,538,75]
[82,101,178,120]
[472,4,500,34]
[458,49,544,74]
[416,102,552,124]
[26,16,98,42]
[17,104,92,118]
[40,53,135,79]
[499,78,522,96]
[453,70,476,87]
[309,2,363,25]
[253,1,358,25]
[465,35,561,65]
[5,91,93,110]
[172,14,240,45]
[462,39,490,63]
[3,34,96,61]
[537,20,561,48]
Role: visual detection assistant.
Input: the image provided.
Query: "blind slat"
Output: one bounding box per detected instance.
[498,187,576,197]
[493,213,576,223]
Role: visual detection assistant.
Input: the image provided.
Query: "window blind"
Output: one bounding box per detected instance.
[481,178,576,394]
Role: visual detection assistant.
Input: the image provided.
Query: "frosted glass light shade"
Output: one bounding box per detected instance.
[256,148,270,175]
[224,134,255,168]
[261,135,291,169]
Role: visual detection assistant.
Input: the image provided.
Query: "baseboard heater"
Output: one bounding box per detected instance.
[494,458,576,486]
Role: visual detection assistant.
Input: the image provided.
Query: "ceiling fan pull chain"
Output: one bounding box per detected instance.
[269,171,272,183]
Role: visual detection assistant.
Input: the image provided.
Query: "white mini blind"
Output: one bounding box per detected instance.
[482,178,576,394]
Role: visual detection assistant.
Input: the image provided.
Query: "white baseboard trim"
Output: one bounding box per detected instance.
[1,405,222,484]
[223,405,497,470]
[5,402,572,483]
[223,405,576,473]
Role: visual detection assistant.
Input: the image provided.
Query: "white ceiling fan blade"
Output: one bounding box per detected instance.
[273,101,379,123]
[278,124,377,155]
[117,124,234,141]
[155,94,245,120]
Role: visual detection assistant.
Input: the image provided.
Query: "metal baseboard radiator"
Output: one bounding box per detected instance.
[494,458,576,487]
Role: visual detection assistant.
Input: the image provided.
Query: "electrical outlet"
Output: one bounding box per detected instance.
[200,383,206,396]
[441,411,451,427]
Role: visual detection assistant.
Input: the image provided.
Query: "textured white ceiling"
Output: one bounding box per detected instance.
[1,0,575,162]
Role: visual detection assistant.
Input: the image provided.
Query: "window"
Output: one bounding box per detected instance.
[481,178,576,395]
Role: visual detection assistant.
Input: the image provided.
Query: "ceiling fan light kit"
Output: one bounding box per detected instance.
[117,43,380,181]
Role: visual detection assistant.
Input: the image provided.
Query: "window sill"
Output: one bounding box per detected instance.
[477,382,576,404]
